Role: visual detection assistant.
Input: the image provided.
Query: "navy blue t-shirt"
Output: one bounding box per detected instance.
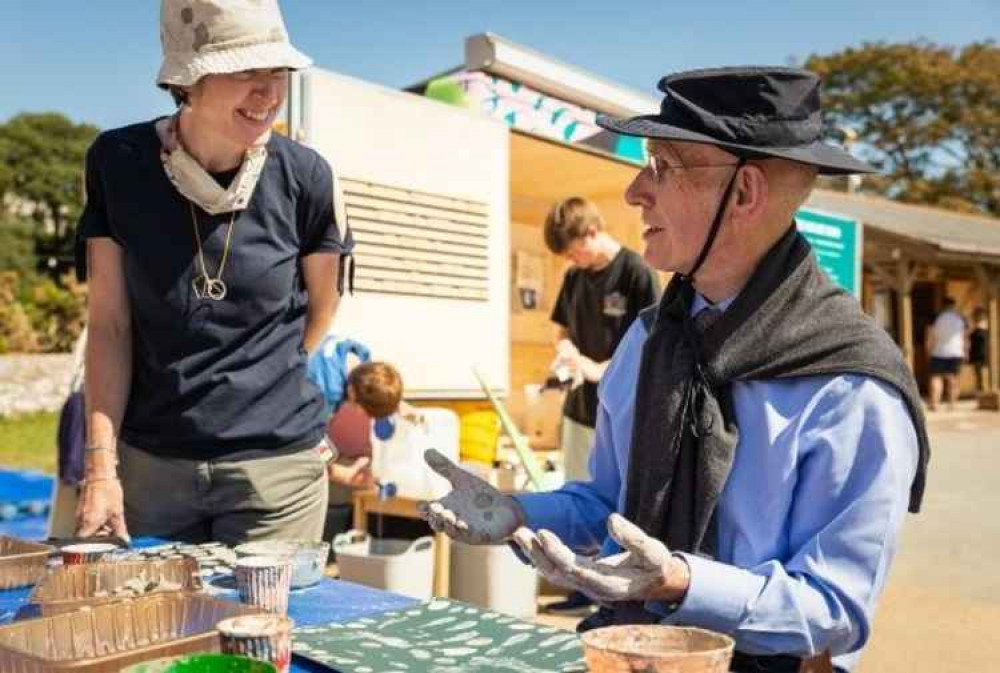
[76,119,353,459]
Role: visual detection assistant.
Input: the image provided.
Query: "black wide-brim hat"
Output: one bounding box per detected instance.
[597,66,876,175]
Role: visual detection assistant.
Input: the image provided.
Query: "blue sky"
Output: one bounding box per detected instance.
[2,1,997,130]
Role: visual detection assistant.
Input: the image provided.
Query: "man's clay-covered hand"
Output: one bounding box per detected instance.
[512,513,690,604]
[417,449,526,545]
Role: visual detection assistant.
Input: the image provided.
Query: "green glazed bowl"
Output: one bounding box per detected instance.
[123,654,277,673]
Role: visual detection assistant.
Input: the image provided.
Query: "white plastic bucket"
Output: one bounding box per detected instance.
[371,407,460,500]
[449,541,538,619]
[333,531,435,600]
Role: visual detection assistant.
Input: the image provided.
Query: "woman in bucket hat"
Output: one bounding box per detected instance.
[421,67,929,672]
[75,0,352,546]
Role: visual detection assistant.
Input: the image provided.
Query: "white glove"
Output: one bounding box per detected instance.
[417,449,526,545]
[552,342,586,388]
[555,339,579,359]
[512,513,689,604]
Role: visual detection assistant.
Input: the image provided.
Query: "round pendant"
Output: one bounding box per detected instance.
[206,278,227,300]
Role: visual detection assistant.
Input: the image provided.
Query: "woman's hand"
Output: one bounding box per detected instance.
[76,478,130,541]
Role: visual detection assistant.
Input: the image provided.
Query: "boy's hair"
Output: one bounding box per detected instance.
[543,196,604,254]
[348,362,403,419]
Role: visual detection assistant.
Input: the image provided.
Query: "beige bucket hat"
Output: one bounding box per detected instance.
[157,0,312,88]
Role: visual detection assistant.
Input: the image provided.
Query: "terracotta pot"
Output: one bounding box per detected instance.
[581,625,734,673]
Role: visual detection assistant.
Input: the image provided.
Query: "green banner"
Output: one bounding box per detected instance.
[795,208,863,298]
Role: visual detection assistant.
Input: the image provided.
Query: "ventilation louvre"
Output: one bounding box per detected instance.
[342,178,491,301]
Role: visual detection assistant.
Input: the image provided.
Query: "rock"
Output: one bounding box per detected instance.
[0,354,75,418]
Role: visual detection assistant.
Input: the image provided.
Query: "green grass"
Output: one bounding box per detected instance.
[0,411,58,474]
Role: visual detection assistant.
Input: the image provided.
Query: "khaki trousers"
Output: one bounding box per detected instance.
[119,440,329,546]
[560,416,596,483]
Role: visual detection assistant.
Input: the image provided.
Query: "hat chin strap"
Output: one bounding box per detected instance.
[681,158,747,285]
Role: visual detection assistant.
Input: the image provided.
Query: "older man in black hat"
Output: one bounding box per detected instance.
[419,67,928,673]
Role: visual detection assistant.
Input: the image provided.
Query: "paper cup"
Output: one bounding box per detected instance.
[234,540,330,589]
[217,614,294,673]
[60,542,118,565]
[234,555,293,615]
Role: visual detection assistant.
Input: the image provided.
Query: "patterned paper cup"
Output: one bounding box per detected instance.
[234,555,293,615]
[217,614,294,673]
[60,542,118,565]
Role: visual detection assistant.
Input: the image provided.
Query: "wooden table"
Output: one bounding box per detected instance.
[351,491,451,598]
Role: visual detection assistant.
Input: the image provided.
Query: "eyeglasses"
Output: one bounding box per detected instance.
[227,68,290,83]
[645,154,740,185]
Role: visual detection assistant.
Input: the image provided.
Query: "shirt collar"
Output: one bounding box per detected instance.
[691,292,738,317]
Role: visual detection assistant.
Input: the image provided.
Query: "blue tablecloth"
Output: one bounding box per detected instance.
[0,515,48,541]
[0,528,419,672]
[0,470,54,504]
[0,469,53,522]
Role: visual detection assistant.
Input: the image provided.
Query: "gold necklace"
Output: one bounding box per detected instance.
[189,202,237,301]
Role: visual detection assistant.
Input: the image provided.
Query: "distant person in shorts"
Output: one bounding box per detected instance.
[927,297,967,411]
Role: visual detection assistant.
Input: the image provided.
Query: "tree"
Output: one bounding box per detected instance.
[806,41,1000,216]
[0,214,37,280]
[0,113,99,277]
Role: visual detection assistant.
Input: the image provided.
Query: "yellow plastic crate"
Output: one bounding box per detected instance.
[459,411,501,465]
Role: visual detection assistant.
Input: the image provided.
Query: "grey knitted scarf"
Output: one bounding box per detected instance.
[623,225,929,564]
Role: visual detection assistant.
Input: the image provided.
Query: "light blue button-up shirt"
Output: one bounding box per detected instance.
[516,295,919,672]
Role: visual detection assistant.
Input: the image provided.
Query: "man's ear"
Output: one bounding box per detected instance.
[732,164,768,218]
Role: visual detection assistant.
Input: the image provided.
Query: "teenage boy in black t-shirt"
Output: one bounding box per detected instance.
[543,196,660,614]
